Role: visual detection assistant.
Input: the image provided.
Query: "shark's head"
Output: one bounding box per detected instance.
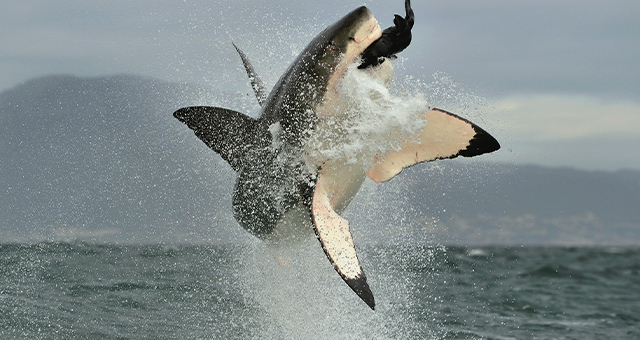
[259,6,383,146]
[311,7,382,82]
[302,7,387,121]
[320,7,382,61]
[277,7,382,111]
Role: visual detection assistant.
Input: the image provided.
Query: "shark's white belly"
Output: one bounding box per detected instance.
[315,160,367,214]
[265,161,366,245]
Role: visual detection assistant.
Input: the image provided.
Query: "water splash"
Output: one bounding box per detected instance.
[308,64,431,168]
[236,240,443,339]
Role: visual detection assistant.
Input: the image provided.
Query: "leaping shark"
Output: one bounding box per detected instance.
[173,0,500,310]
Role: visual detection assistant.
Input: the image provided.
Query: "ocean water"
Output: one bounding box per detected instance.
[1,241,638,339]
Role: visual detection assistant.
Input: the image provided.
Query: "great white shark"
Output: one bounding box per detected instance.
[173,0,500,310]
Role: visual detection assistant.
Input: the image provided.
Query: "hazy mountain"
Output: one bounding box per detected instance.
[367,162,640,245]
[0,74,251,243]
[1,75,638,245]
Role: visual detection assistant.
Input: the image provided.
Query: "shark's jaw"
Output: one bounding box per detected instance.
[323,12,383,109]
[333,14,383,80]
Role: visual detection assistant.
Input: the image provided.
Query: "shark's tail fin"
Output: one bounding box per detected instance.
[174,106,257,171]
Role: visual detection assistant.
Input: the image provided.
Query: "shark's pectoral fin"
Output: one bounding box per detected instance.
[368,108,500,183]
[173,106,257,172]
[311,171,374,310]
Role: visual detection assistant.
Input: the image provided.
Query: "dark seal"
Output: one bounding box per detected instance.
[358,0,414,69]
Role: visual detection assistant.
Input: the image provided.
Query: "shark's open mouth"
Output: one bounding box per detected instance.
[360,19,383,44]
[328,17,383,90]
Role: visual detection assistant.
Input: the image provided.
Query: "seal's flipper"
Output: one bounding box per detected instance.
[368,108,500,183]
[311,170,375,310]
[173,106,257,172]
[232,43,268,107]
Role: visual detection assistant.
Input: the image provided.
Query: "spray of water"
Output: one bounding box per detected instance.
[229,64,465,339]
[236,239,442,340]
[307,64,431,170]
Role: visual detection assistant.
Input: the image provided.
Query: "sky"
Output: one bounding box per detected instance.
[2,0,639,171]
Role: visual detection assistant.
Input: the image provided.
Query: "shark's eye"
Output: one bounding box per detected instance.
[348,37,356,41]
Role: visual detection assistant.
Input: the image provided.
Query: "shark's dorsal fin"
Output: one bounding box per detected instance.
[174,106,257,172]
[311,167,375,310]
[368,108,501,183]
[233,43,268,107]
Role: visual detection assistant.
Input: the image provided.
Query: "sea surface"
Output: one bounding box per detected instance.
[1,241,638,339]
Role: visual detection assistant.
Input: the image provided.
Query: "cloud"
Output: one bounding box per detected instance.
[3,0,639,98]
[492,94,640,141]
[481,94,640,170]
[405,0,640,100]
